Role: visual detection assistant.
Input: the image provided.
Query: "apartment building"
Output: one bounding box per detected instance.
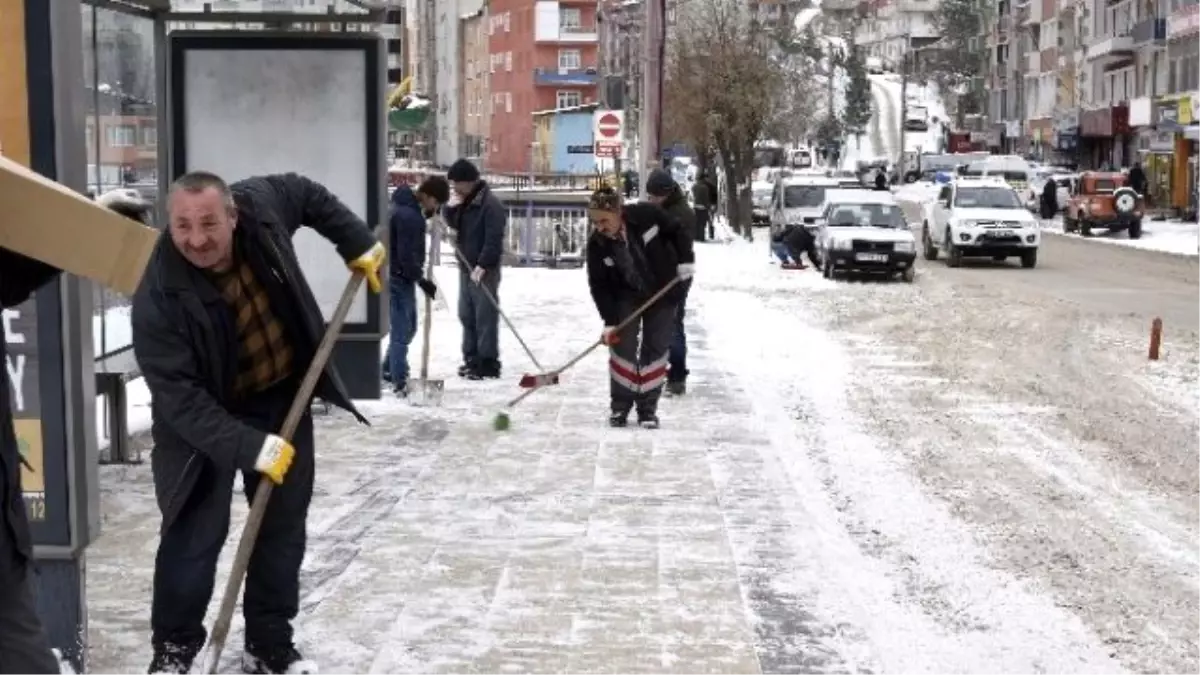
[855,0,943,68]
[459,8,490,163]
[487,0,601,174]
[984,0,1029,152]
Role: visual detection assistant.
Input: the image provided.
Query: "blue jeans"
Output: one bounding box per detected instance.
[382,278,418,384]
[771,241,793,264]
[668,280,690,383]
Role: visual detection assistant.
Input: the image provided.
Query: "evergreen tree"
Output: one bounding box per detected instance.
[928,0,991,122]
[842,45,872,136]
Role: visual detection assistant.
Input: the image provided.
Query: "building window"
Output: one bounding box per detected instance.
[106,125,135,148]
[556,90,582,108]
[558,48,582,70]
[505,51,512,71]
[503,11,511,32]
[505,92,512,113]
[141,126,157,147]
[560,7,582,30]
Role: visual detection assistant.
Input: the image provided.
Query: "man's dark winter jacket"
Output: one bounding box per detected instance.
[586,203,694,326]
[661,186,696,234]
[445,181,506,271]
[388,185,427,282]
[0,252,59,560]
[131,173,376,531]
[1128,165,1147,195]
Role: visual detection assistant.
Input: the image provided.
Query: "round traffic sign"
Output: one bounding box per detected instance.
[597,113,621,138]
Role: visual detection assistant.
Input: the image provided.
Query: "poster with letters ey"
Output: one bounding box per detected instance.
[3,300,44,521]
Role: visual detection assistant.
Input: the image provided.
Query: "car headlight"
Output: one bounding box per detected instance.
[894,240,915,253]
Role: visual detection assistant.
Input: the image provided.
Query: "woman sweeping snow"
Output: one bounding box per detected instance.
[585,188,694,429]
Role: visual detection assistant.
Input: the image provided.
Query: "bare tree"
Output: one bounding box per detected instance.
[663,0,792,238]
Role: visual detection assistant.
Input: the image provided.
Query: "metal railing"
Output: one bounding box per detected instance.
[501,206,590,268]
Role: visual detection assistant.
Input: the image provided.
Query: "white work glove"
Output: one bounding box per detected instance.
[254,434,295,485]
[677,263,695,280]
[470,266,486,284]
[600,325,620,346]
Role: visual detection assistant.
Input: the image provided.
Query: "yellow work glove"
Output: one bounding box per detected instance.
[254,434,295,485]
[348,241,386,293]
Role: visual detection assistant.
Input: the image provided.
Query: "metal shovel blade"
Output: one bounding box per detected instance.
[408,377,445,406]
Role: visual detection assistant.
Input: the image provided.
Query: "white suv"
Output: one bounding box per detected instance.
[921,178,1040,269]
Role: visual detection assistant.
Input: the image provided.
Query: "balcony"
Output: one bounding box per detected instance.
[533,67,600,86]
[1025,51,1039,74]
[554,25,599,42]
[1086,33,1134,60]
[1132,17,1167,44]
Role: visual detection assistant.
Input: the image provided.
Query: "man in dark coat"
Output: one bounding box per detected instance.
[585,188,694,429]
[644,169,696,396]
[770,224,823,270]
[690,174,712,243]
[131,171,383,675]
[0,251,62,675]
[1128,162,1147,197]
[444,158,507,380]
[380,176,449,395]
[874,168,889,191]
[1039,177,1059,223]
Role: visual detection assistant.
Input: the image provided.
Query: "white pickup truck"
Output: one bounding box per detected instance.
[920,178,1041,269]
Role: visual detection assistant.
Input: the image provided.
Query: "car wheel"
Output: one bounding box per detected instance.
[1128,219,1143,239]
[901,266,915,283]
[944,229,962,268]
[922,224,939,260]
[1063,216,1079,233]
[823,258,834,280]
[1080,220,1094,237]
[1020,249,1038,269]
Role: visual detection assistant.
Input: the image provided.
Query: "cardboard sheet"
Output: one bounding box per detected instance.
[0,154,160,296]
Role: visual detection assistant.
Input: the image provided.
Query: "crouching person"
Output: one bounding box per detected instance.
[770,224,822,270]
[132,171,383,675]
[585,188,694,429]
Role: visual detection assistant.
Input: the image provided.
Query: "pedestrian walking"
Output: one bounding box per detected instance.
[0,251,62,674]
[1039,177,1059,227]
[131,171,384,675]
[690,172,712,243]
[644,169,696,396]
[585,188,694,429]
[380,176,449,396]
[444,158,507,380]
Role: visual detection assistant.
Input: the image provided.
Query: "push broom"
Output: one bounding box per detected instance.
[493,275,683,431]
[198,270,365,674]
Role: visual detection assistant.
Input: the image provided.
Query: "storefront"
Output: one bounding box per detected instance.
[1078,104,1131,169]
[1131,97,1167,207]
[1153,92,1199,210]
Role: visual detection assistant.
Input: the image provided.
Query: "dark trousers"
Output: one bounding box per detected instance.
[382,278,418,384]
[771,241,794,264]
[150,382,315,653]
[457,267,501,366]
[608,299,676,416]
[694,209,710,242]
[0,522,59,674]
[668,281,690,384]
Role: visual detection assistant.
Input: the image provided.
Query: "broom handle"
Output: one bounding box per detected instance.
[442,227,544,371]
[203,272,365,673]
[418,230,437,381]
[505,275,682,408]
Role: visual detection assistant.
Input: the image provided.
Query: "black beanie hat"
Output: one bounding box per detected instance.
[645,168,676,197]
[447,158,480,182]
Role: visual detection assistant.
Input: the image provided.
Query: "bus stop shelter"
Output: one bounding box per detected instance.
[0,2,389,670]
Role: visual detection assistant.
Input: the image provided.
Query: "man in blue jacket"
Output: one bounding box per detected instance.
[382,176,450,395]
[444,159,507,380]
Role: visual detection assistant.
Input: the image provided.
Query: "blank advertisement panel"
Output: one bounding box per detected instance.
[170,33,384,331]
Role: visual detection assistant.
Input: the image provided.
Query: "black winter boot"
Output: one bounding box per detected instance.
[468,359,502,380]
[457,362,476,378]
[148,641,201,674]
[242,643,318,674]
[665,380,686,396]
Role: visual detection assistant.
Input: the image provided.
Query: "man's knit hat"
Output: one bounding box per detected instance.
[447,158,480,182]
[645,168,676,197]
[588,187,623,212]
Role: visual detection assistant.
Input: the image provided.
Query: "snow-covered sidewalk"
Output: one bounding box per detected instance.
[1040,215,1200,257]
[82,238,1157,673]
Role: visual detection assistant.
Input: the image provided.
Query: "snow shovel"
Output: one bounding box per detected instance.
[199,271,365,675]
[493,275,683,429]
[408,244,444,406]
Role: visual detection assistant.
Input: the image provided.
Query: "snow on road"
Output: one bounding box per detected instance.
[83,232,1198,673]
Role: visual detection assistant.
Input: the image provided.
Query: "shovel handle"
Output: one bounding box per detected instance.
[202,271,365,674]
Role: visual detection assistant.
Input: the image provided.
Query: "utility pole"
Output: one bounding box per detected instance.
[898,32,910,175]
[639,0,664,174]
